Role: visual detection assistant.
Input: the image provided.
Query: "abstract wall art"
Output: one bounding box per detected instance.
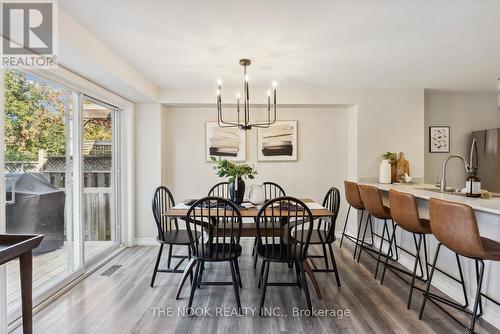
[206,122,246,161]
[257,121,297,161]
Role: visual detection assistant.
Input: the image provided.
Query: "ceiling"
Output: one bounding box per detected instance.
[60,0,500,94]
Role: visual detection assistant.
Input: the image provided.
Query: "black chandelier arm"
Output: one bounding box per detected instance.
[215,59,278,130]
[217,106,240,127]
[217,99,240,127]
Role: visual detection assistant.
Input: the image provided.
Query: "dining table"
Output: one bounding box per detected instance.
[164,198,334,300]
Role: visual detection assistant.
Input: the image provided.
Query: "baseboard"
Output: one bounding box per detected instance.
[134,237,157,246]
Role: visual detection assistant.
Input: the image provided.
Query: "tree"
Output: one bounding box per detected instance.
[4,70,113,161]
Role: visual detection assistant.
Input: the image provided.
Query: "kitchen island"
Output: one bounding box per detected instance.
[360,182,500,329]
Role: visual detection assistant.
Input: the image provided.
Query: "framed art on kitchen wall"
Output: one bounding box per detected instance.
[429,126,450,153]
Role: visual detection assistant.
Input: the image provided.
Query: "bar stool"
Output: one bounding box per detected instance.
[357,185,396,279]
[419,198,500,333]
[381,190,468,310]
[340,181,373,258]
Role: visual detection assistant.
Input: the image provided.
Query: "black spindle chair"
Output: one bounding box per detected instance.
[252,182,286,269]
[185,197,243,314]
[150,186,192,288]
[208,182,230,199]
[291,187,341,287]
[256,197,314,316]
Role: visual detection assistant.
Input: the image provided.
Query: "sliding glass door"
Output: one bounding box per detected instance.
[82,97,119,263]
[4,70,81,318]
[3,70,121,320]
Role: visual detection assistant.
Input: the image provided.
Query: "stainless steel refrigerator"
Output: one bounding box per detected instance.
[470,128,500,193]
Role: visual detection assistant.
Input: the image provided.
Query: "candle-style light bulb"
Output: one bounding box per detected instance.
[236,93,241,99]
[267,90,271,97]
[217,78,222,86]
[272,81,277,88]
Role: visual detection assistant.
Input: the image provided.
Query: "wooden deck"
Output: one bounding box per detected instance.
[6,241,115,313]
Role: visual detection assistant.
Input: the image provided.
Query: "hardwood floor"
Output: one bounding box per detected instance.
[18,240,500,334]
[7,241,115,313]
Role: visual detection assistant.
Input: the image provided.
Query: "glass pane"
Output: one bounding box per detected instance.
[4,70,79,314]
[82,99,116,262]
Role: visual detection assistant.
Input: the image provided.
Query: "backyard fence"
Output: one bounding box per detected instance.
[5,141,113,241]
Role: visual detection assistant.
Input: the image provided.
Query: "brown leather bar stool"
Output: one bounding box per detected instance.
[340,181,373,258]
[358,184,396,279]
[419,198,500,333]
[381,189,468,310]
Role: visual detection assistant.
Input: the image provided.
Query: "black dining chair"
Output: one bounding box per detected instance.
[255,197,314,316]
[150,186,192,288]
[185,196,243,314]
[252,182,286,269]
[208,182,230,199]
[292,187,341,287]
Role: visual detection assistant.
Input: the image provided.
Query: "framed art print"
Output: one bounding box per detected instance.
[206,122,246,161]
[257,121,298,161]
[429,126,450,153]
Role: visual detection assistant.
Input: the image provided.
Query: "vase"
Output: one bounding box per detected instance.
[249,183,266,205]
[379,159,392,184]
[229,177,245,204]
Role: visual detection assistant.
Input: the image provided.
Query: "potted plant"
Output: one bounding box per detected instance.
[210,157,257,204]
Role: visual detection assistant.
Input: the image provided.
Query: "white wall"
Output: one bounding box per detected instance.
[160,89,426,180]
[164,106,350,196]
[425,93,500,187]
[134,103,167,242]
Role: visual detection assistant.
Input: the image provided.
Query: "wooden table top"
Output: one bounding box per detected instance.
[164,198,334,218]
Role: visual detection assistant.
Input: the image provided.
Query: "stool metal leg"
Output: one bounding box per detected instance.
[470,259,485,332]
[339,205,351,248]
[352,210,364,259]
[419,243,442,320]
[475,259,484,317]
[356,214,370,263]
[456,253,469,308]
[380,224,397,285]
[374,219,389,279]
[407,233,423,309]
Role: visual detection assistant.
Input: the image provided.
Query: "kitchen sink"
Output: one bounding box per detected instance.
[414,186,500,198]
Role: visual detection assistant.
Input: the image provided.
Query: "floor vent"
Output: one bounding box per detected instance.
[101,265,122,277]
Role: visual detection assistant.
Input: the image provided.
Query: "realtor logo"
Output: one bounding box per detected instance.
[2,0,58,68]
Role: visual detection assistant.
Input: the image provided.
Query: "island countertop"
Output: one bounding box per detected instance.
[361,183,500,215]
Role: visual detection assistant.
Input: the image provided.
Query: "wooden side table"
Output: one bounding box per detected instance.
[0,234,44,334]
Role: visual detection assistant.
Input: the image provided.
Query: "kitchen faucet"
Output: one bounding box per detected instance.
[440,155,471,192]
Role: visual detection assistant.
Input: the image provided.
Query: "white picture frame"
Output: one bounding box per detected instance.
[257,121,298,161]
[206,122,246,161]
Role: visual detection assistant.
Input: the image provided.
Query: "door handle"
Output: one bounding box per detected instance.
[6,177,15,205]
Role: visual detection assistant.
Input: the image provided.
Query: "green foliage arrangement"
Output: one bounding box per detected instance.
[210,157,257,183]
[382,152,397,163]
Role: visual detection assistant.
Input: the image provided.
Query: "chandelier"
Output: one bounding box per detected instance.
[216,59,277,130]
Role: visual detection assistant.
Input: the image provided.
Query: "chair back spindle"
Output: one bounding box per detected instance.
[208,182,230,199]
[263,182,286,201]
[256,197,313,261]
[318,187,341,243]
[186,196,242,261]
[152,186,177,242]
